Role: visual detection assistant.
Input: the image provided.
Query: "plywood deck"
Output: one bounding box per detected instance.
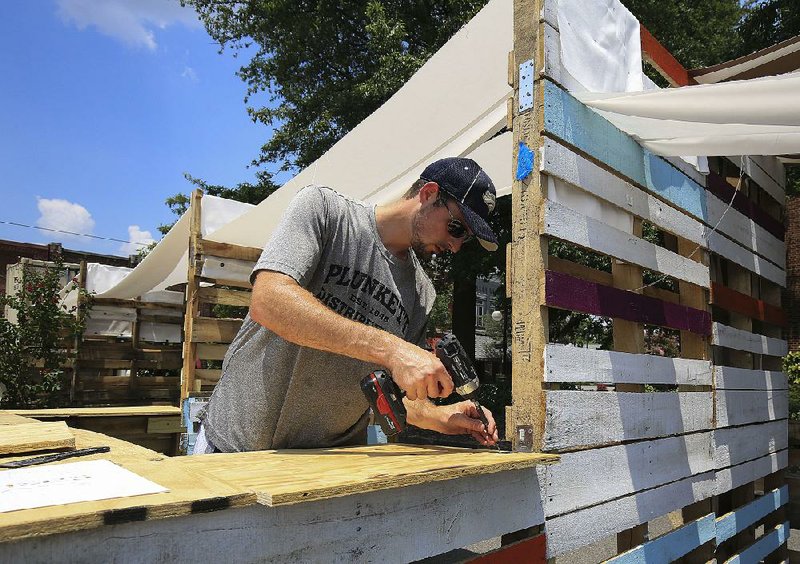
[179,444,558,506]
[0,419,558,544]
[0,421,75,455]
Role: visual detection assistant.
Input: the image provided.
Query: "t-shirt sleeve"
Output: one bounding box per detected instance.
[251,186,328,286]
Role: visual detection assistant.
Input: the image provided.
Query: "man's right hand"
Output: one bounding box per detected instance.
[387,342,454,401]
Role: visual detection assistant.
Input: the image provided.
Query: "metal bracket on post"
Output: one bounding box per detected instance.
[518,60,534,113]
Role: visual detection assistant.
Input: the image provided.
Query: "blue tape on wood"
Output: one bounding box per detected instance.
[516,141,534,180]
[543,80,708,222]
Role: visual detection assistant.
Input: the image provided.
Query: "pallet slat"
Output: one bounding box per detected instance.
[711,282,787,327]
[716,486,788,544]
[544,471,716,558]
[190,318,243,343]
[542,201,710,288]
[724,521,789,564]
[541,138,706,246]
[541,431,714,517]
[715,420,788,469]
[714,367,787,390]
[606,513,715,564]
[544,344,712,385]
[544,391,713,451]
[545,270,711,335]
[715,450,788,495]
[715,390,788,427]
[712,323,788,356]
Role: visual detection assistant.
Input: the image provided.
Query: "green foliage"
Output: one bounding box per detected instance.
[159,172,280,236]
[183,0,487,171]
[784,351,800,420]
[0,261,88,408]
[621,0,742,68]
[736,0,800,58]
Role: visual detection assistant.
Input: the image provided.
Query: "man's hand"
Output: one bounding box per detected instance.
[387,342,454,401]
[406,399,499,446]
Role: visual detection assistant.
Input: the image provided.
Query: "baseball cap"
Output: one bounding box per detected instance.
[420,157,498,251]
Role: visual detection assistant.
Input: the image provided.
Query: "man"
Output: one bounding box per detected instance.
[194,157,500,453]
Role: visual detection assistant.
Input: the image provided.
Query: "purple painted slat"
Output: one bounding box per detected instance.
[545,270,712,336]
[706,172,784,241]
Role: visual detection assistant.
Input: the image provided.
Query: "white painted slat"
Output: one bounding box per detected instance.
[706,191,785,268]
[543,200,710,288]
[707,231,785,287]
[542,22,563,83]
[541,139,706,246]
[544,391,713,451]
[715,366,787,390]
[542,0,559,30]
[714,420,788,469]
[0,468,545,563]
[544,344,712,385]
[716,390,788,427]
[545,471,716,558]
[540,431,714,518]
[727,155,786,204]
[712,322,788,356]
[715,450,788,495]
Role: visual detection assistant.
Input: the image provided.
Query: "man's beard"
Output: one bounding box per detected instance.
[410,208,434,260]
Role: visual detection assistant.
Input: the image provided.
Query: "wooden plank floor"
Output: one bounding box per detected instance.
[0,420,558,544]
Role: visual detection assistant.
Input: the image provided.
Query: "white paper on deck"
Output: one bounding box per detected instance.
[0,459,167,513]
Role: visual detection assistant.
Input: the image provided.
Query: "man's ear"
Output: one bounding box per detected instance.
[418,182,440,205]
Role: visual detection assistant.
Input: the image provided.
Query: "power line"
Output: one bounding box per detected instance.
[0,220,153,247]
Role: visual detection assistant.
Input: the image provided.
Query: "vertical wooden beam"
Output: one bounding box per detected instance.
[612,218,648,551]
[510,0,546,452]
[677,238,710,361]
[181,189,203,403]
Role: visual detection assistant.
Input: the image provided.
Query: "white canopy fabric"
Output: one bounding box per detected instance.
[94,0,796,301]
[578,72,800,156]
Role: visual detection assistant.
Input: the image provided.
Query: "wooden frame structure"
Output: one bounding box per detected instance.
[180,190,261,401]
[72,261,184,406]
[2,0,791,560]
[507,0,790,559]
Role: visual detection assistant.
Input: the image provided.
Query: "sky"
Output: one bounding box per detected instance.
[0,0,288,257]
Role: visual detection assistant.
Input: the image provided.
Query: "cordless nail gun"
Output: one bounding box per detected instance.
[360,333,491,437]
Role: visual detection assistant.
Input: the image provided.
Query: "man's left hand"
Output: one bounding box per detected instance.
[407,400,499,446]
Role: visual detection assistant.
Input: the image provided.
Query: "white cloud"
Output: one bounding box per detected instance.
[56,0,201,51]
[119,225,156,256]
[181,66,199,82]
[36,197,95,242]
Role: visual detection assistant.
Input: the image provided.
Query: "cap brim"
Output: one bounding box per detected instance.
[454,202,498,252]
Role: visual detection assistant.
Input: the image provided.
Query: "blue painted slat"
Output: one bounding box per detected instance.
[716,486,788,544]
[606,514,716,564]
[542,80,708,223]
[725,522,789,564]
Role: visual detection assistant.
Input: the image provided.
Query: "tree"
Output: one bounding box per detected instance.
[182,0,488,172]
[621,0,742,70]
[0,260,88,408]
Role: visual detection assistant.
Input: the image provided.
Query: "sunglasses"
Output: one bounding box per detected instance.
[443,199,473,242]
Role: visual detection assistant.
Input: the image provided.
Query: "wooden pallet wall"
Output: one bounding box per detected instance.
[509,1,790,560]
[72,262,184,406]
[180,190,260,400]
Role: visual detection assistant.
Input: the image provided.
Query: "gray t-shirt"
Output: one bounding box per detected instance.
[203,186,436,451]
